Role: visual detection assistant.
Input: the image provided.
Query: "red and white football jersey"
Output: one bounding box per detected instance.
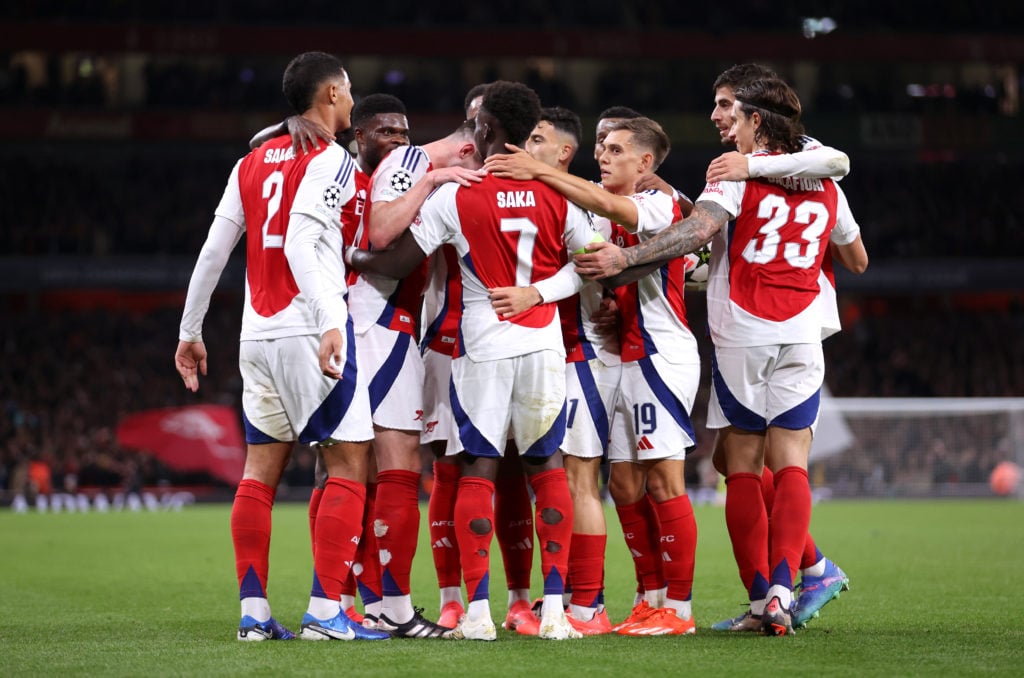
[698,152,839,347]
[214,136,356,340]
[559,210,619,366]
[420,244,463,357]
[412,173,600,362]
[342,168,369,288]
[608,190,698,365]
[347,145,432,336]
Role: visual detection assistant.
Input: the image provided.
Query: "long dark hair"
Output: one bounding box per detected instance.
[734,78,805,154]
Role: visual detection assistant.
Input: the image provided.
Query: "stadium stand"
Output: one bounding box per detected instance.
[1,5,1020,503]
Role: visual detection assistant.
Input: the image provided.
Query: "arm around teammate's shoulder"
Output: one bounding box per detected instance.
[346,228,430,280]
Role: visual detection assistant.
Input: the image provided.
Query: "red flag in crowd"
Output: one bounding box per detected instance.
[116,405,245,485]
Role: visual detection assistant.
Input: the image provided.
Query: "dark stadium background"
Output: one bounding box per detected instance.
[2,3,1021,505]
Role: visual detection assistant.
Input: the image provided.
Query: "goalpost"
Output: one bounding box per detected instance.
[811,398,1024,498]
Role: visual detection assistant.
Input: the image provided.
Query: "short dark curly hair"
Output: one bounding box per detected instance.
[463,83,490,116]
[480,81,541,147]
[351,93,407,129]
[281,51,347,114]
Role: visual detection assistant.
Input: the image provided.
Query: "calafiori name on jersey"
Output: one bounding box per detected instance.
[264,147,296,163]
[765,176,824,192]
[496,190,537,208]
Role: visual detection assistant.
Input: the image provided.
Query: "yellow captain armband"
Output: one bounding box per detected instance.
[574,232,605,255]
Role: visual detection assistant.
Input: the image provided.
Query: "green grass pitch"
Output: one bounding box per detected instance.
[3,499,1023,677]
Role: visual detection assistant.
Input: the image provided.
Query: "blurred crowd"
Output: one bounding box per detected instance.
[1,52,1011,117]
[1,146,236,256]
[821,412,1018,498]
[2,292,1020,501]
[0,303,241,502]
[3,146,1021,260]
[826,297,1024,398]
[8,1,1023,32]
[2,5,1021,503]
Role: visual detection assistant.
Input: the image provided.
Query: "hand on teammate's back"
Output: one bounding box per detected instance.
[483,144,540,180]
[488,285,541,319]
[286,115,335,154]
[429,166,487,189]
[634,173,672,195]
[705,152,750,183]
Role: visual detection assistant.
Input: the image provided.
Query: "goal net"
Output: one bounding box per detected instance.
[811,397,1024,498]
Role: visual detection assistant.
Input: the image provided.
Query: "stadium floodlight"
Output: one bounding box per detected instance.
[802,17,837,39]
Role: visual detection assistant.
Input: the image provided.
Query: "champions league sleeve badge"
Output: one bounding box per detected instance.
[322,183,343,209]
[390,168,413,193]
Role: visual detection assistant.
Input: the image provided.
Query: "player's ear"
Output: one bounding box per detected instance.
[458,143,475,159]
[639,151,654,173]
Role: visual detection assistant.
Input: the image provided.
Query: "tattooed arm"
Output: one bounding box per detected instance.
[574,201,732,280]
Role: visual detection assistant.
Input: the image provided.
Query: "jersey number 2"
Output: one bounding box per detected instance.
[261,171,285,249]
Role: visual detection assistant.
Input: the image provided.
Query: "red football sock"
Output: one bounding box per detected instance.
[528,468,574,596]
[615,496,662,596]
[312,477,366,601]
[428,460,462,589]
[231,479,275,597]
[356,482,382,604]
[725,472,769,600]
[760,466,776,513]
[652,494,697,602]
[307,487,323,556]
[761,466,776,557]
[642,494,665,592]
[339,487,366,600]
[770,466,812,589]
[455,476,495,602]
[495,459,534,591]
[801,534,820,570]
[374,469,421,597]
[568,532,606,608]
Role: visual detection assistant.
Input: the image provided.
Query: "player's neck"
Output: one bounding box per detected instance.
[420,140,444,164]
[303,107,338,137]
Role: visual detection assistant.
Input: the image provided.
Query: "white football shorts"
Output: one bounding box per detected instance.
[420,346,461,453]
[238,328,373,445]
[562,358,622,459]
[449,350,566,459]
[356,323,424,432]
[706,343,824,433]
[608,354,699,463]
